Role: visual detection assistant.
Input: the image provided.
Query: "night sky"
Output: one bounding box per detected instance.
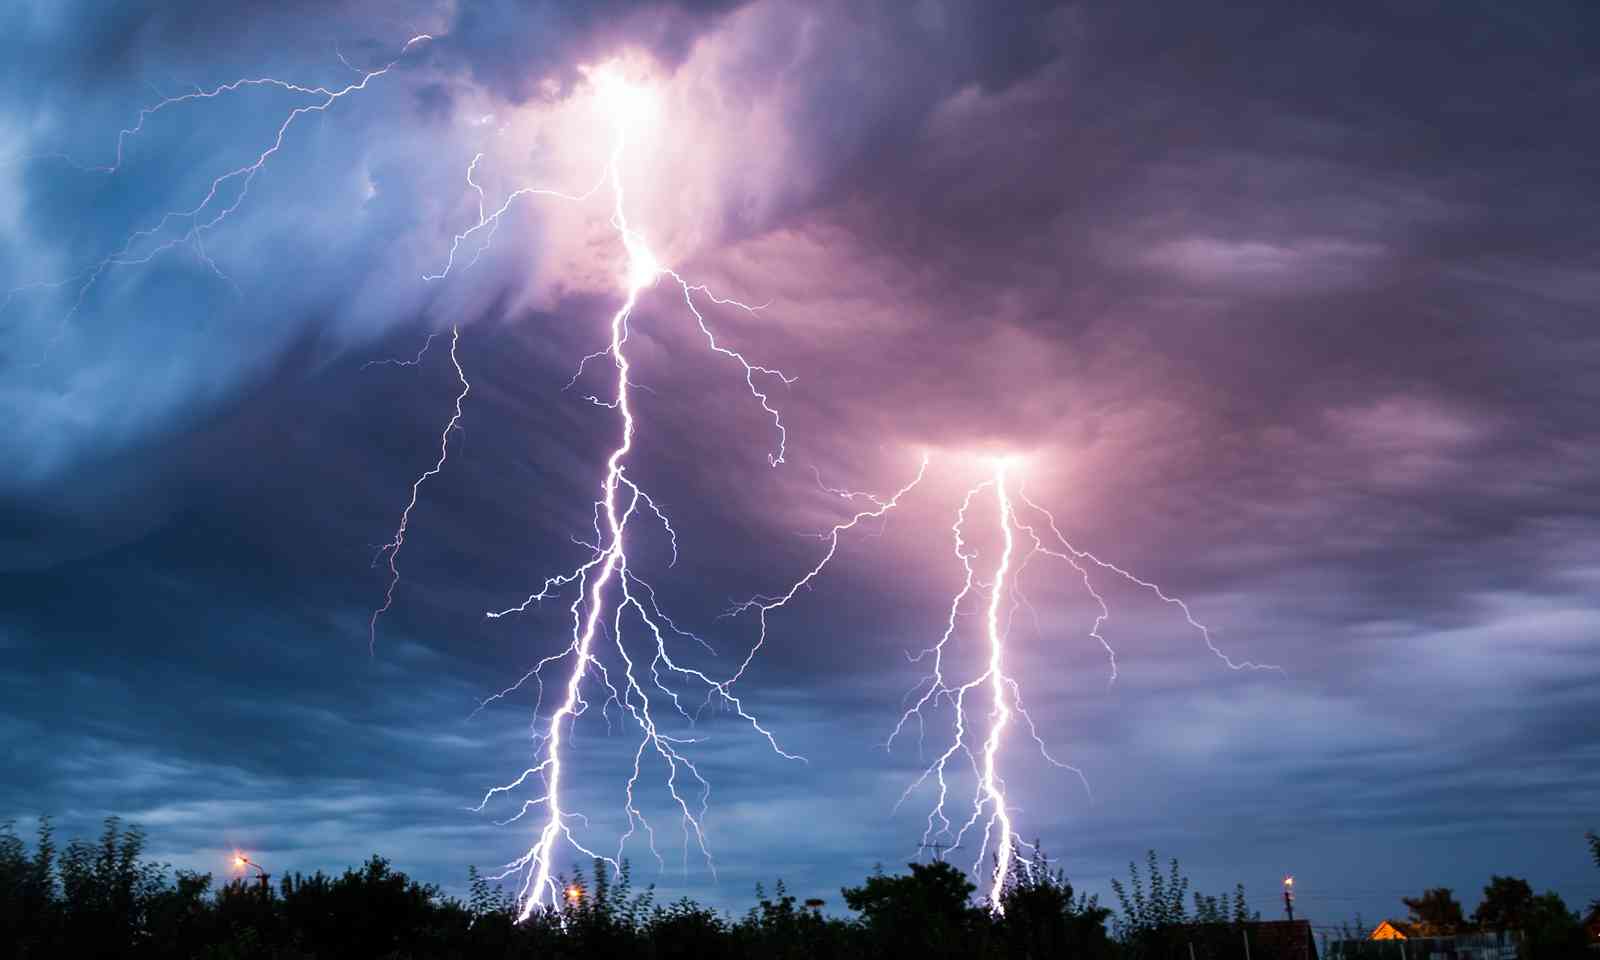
[4,0,1598,930]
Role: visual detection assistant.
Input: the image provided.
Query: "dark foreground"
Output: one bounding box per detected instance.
[2,819,1594,959]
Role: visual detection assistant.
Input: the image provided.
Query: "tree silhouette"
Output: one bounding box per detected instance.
[841,859,983,958]
[1110,850,1191,939]
[994,843,1113,960]
[1519,889,1585,959]
[1588,830,1600,913]
[1109,850,1262,960]
[1401,887,1465,935]
[1473,875,1535,931]
[0,818,58,956]
[21,813,1534,958]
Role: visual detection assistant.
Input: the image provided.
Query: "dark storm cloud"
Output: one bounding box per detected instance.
[700,0,1600,615]
[444,0,744,102]
[3,0,1598,927]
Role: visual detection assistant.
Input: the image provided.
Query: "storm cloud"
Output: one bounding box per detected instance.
[3,0,1597,927]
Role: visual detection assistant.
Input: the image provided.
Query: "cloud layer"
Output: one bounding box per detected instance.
[3,0,1598,925]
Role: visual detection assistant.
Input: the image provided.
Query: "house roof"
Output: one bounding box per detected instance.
[1370,920,1415,940]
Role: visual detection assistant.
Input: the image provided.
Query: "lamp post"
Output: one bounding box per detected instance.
[235,854,271,896]
[1282,875,1295,921]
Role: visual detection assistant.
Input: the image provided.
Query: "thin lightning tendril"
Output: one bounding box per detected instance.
[361,331,440,370]
[720,457,928,688]
[369,325,468,654]
[1016,487,1280,674]
[2,36,433,352]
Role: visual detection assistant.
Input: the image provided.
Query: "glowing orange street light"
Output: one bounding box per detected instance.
[234,853,271,895]
[565,884,583,905]
[1283,875,1295,921]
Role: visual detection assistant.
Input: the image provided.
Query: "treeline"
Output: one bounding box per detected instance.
[4,817,1590,959]
[6,817,1106,959]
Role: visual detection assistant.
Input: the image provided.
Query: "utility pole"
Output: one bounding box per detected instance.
[1283,875,1295,921]
[919,841,954,862]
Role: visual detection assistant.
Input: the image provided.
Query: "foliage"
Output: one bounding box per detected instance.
[3,818,1118,958]
[1193,883,1253,927]
[734,877,856,958]
[841,859,983,958]
[1400,887,1465,934]
[0,818,469,959]
[1461,875,1584,958]
[1588,830,1600,913]
[992,844,1115,960]
[27,816,1591,959]
[1110,850,1191,939]
[1471,874,1535,930]
[1519,889,1585,960]
[1110,850,1259,960]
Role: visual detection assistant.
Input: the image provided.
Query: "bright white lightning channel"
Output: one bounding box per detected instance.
[885,461,1276,914]
[408,69,899,921]
[15,34,1279,920]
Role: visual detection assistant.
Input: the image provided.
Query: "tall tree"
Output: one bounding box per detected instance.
[1402,887,1465,934]
[1522,890,1584,960]
[1473,875,1535,930]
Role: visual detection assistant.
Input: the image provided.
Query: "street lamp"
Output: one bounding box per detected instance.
[1282,875,1295,921]
[235,854,271,895]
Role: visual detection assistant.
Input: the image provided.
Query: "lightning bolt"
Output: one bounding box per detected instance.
[409,67,857,921]
[16,37,817,916]
[11,25,1284,921]
[1,35,432,352]
[977,467,1018,908]
[360,331,441,370]
[884,461,1275,914]
[369,325,468,654]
